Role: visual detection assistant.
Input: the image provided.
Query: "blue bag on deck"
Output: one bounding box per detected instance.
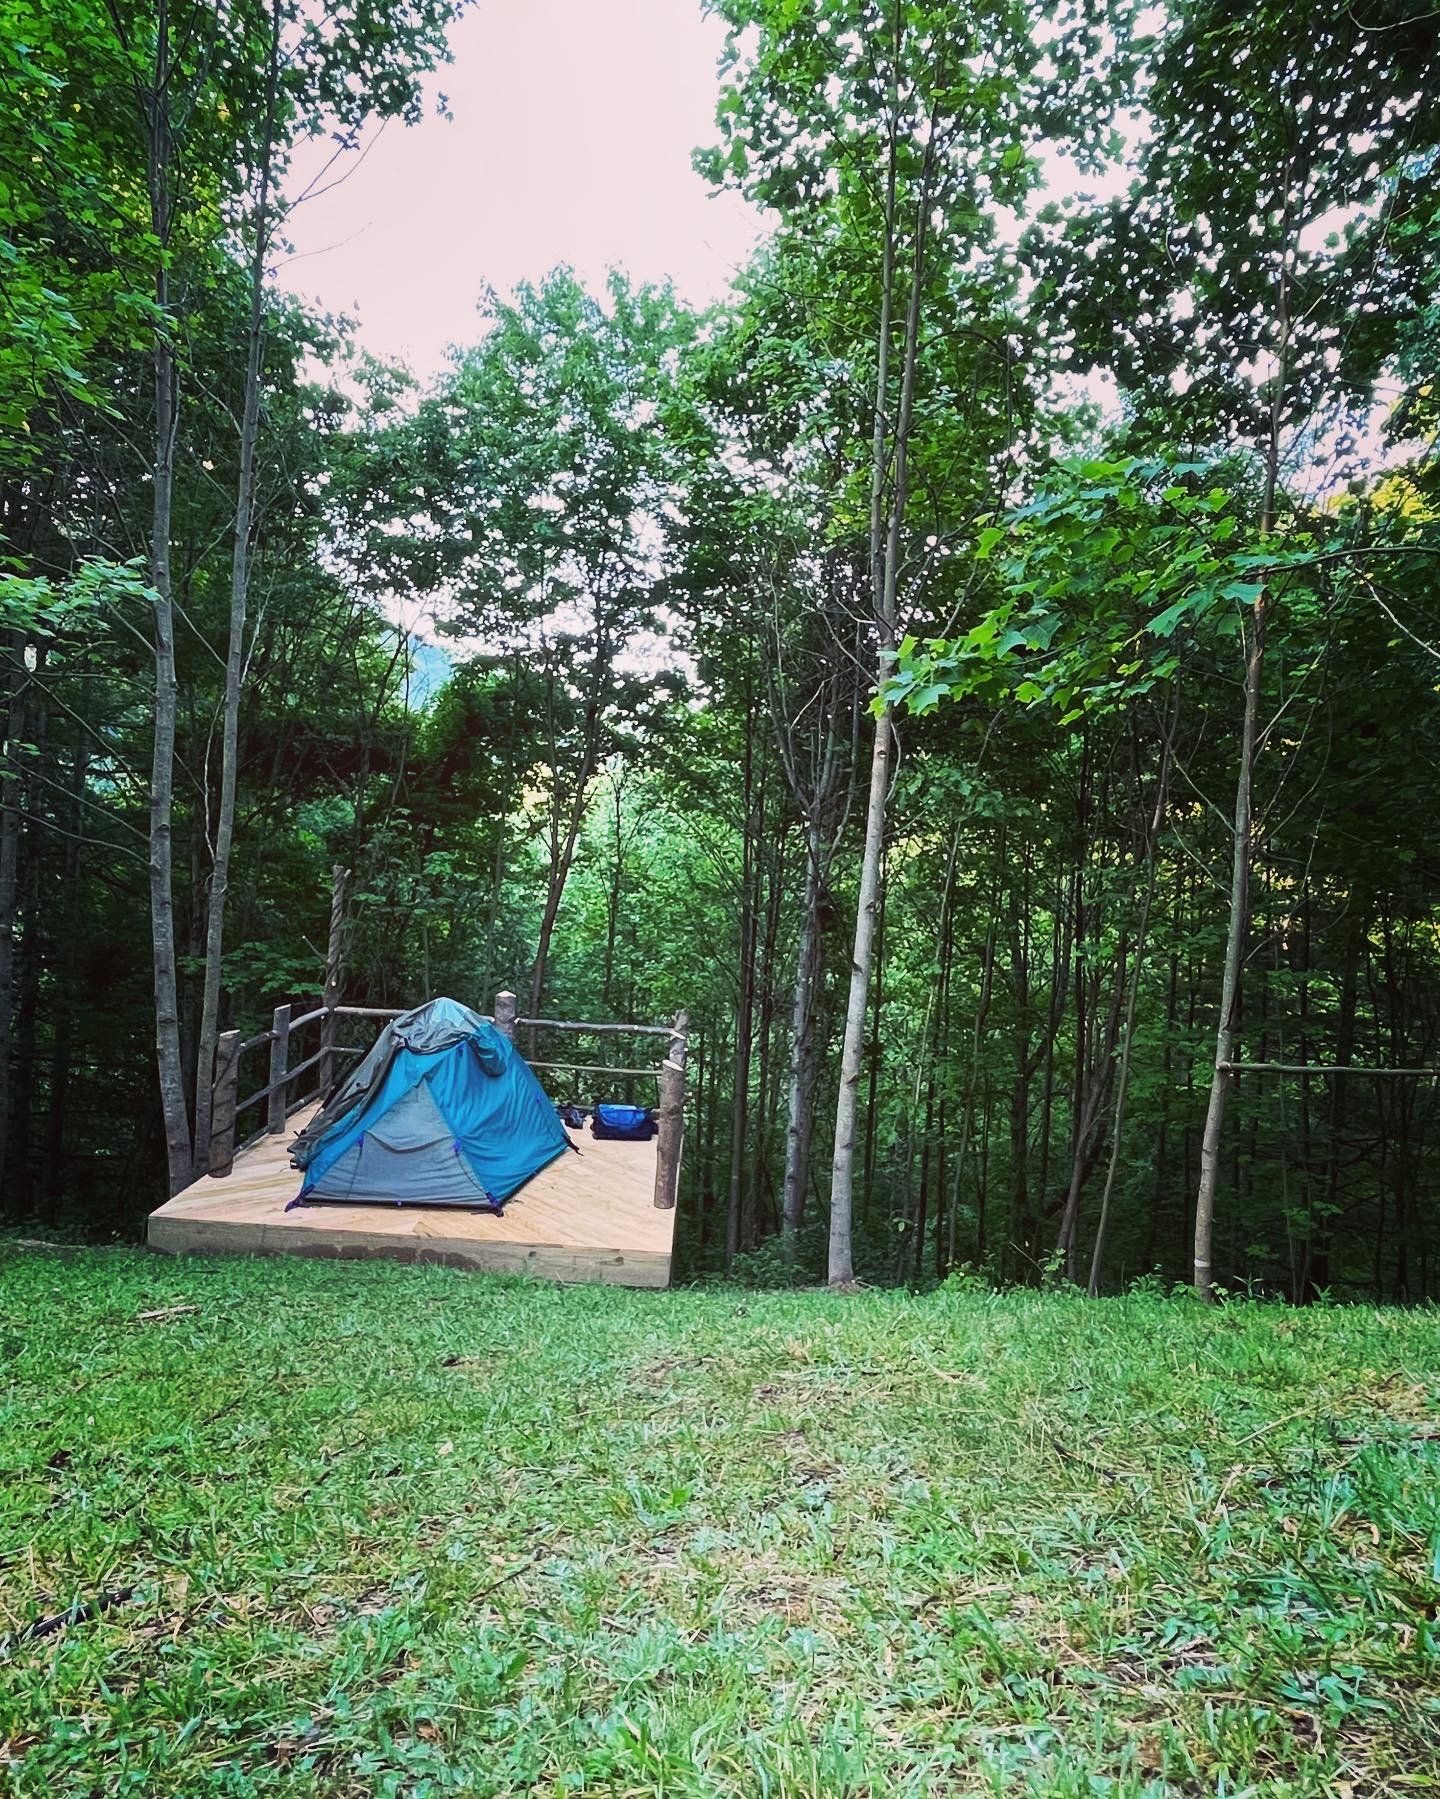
[590,1103,657,1142]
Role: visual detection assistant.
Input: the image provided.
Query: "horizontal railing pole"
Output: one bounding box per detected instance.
[1220,1060,1440,1077]
[320,1005,673,1036]
[529,1060,661,1078]
[233,1000,331,1057]
[234,1059,341,1158]
[217,991,693,1171]
[236,1044,360,1116]
[517,1017,682,1039]
[227,999,686,1132]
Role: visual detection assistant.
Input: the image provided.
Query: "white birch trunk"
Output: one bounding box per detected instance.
[192,12,279,1171]
[827,710,891,1284]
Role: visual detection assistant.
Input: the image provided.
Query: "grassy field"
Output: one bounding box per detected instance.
[1,1252,1438,1796]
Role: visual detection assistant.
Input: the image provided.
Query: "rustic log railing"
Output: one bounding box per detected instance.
[206,990,688,1211]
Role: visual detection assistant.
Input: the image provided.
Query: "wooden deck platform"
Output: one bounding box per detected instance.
[147,1111,676,1287]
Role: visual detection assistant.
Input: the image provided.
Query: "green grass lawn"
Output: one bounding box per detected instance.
[2,1252,1439,1796]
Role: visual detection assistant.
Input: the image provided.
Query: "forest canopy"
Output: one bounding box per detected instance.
[1,0,1438,1301]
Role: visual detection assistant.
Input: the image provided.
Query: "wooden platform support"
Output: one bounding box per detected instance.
[267,1004,291,1135]
[150,1104,677,1287]
[209,1030,242,1177]
[318,864,349,1093]
[174,982,690,1287]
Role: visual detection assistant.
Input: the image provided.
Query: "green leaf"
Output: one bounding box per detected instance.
[1147,598,1192,638]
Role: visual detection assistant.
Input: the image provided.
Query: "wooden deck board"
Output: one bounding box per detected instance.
[147,1110,675,1287]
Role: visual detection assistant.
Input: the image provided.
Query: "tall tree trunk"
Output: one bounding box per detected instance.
[1380,919,1412,1300]
[1143,885,1183,1276]
[946,900,997,1274]
[1055,742,1092,1276]
[913,1039,937,1285]
[750,820,786,1242]
[830,716,890,1284]
[481,816,508,998]
[861,857,887,1223]
[1191,212,1290,1298]
[601,773,625,1015]
[700,1018,722,1257]
[1088,716,1174,1294]
[1003,847,1033,1280]
[1055,929,1127,1278]
[192,1,280,1175]
[726,715,760,1266]
[144,2,193,1194]
[1032,892,1072,1269]
[530,628,612,1021]
[1192,598,1266,1297]
[0,632,24,1209]
[529,809,580,1020]
[827,99,898,1287]
[781,818,823,1253]
[828,88,938,1285]
[479,661,521,997]
[1307,917,1360,1300]
[977,1073,993,1262]
[931,836,958,1276]
[529,738,601,1020]
[44,747,87,1220]
[11,644,48,1217]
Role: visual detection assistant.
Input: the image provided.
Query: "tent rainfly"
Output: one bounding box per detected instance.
[287,997,570,1211]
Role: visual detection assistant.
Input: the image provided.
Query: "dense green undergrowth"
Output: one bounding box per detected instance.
[1,1251,1438,1796]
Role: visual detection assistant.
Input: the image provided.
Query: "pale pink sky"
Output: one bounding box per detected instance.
[278,0,762,376]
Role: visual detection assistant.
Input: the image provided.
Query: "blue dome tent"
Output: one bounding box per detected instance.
[288,998,571,1211]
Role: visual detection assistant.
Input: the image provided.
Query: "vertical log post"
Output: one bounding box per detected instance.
[209,1028,242,1178]
[267,1002,291,1134]
[493,990,517,1041]
[318,863,349,1096]
[653,1009,688,1211]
